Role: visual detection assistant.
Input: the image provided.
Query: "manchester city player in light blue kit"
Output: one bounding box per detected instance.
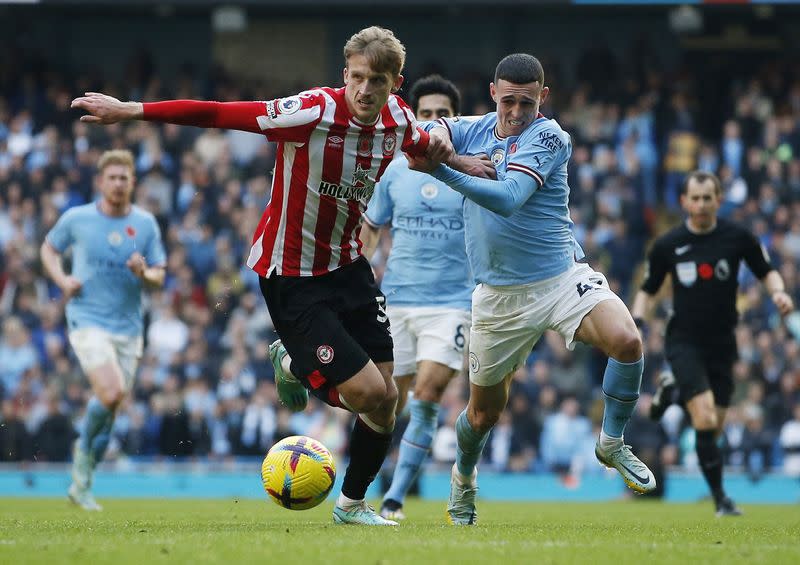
[362,76,492,521]
[410,54,655,525]
[41,150,166,510]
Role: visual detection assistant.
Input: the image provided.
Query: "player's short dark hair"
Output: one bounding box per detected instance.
[494,53,544,86]
[682,170,722,195]
[409,75,461,115]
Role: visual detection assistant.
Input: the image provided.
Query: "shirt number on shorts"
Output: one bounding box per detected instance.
[454,324,466,351]
[576,277,603,297]
[375,296,388,323]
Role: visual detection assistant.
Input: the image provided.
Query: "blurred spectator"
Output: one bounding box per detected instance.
[0,399,31,461]
[540,396,592,474]
[0,316,39,398]
[33,390,76,461]
[779,404,800,477]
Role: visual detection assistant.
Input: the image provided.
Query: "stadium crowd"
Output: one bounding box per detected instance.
[1,45,799,488]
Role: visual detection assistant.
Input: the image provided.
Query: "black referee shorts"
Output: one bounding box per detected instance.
[664,331,738,408]
[259,257,393,393]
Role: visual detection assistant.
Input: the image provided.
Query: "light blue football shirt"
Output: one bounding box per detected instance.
[46,202,167,336]
[430,113,581,285]
[364,158,472,310]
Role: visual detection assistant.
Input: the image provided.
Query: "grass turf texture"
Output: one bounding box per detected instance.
[1,498,798,564]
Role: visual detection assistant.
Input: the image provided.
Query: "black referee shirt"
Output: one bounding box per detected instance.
[641,218,773,339]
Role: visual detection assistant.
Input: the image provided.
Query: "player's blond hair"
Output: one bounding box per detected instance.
[343,26,406,77]
[97,149,135,175]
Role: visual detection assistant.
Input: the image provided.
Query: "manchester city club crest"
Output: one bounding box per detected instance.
[491,148,506,167]
[421,183,439,199]
[469,352,480,373]
[107,231,123,246]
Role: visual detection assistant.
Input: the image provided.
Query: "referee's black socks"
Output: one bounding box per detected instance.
[695,429,725,500]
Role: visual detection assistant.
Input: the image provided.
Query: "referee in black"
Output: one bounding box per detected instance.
[631,171,794,517]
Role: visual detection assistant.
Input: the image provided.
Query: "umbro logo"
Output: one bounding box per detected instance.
[675,244,692,256]
[327,136,344,145]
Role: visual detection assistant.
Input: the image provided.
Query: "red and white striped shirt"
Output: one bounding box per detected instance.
[143,87,429,277]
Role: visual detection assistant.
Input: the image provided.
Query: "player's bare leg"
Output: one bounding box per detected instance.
[686,391,741,516]
[574,299,656,494]
[382,361,456,520]
[447,374,512,525]
[393,374,414,417]
[70,361,125,511]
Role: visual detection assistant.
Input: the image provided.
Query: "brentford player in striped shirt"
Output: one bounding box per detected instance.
[72,26,453,526]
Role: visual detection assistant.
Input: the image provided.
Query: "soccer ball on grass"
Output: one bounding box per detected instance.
[261,435,336,510]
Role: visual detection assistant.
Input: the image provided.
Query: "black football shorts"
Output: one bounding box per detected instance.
[665,331,737,408]
[259,257,393,393]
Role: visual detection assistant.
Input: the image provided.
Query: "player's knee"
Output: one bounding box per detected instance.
[383,379,399,410]
[346,380,388,413]
[610,328,642,362]
[468,405,501,433]
[693,410,718,430]
[99,386,124,410]
[414,382,446,403]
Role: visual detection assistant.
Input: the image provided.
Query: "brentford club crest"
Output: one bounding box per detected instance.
[382,132,397,155]
[317,345,334,364]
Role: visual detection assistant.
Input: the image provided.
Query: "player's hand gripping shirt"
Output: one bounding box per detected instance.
[363,159,472,310]
[429,113,581,286]
[143,88,430,277]
[45,203,167,336]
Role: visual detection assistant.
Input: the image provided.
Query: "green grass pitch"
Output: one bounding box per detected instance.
[1,498,798,564]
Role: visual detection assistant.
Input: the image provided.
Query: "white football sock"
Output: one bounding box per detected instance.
[336,492,363,509]
[599,431,623,451]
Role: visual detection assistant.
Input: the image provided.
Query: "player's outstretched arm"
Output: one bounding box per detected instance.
[72,92,268,134]
[407,160,535,217]
[71,93,143,124]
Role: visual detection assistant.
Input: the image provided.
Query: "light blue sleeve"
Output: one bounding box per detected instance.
[429,165,537,217]
[364,163,395,227]
[144,216,167,266]
[507,124,571,188]
[420,117,471,153]
[45,209,76,252]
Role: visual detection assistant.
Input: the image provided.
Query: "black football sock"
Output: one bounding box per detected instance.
[340,416,393,501]
[695,429,724,500]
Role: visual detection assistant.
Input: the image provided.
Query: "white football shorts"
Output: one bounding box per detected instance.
[388,305,471,377]
[69,327,143,389]
[469,262,622,387]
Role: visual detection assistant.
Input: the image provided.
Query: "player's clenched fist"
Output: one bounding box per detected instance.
[60,276,82,300]
[424,127,454,164]
[126,252,147,279]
